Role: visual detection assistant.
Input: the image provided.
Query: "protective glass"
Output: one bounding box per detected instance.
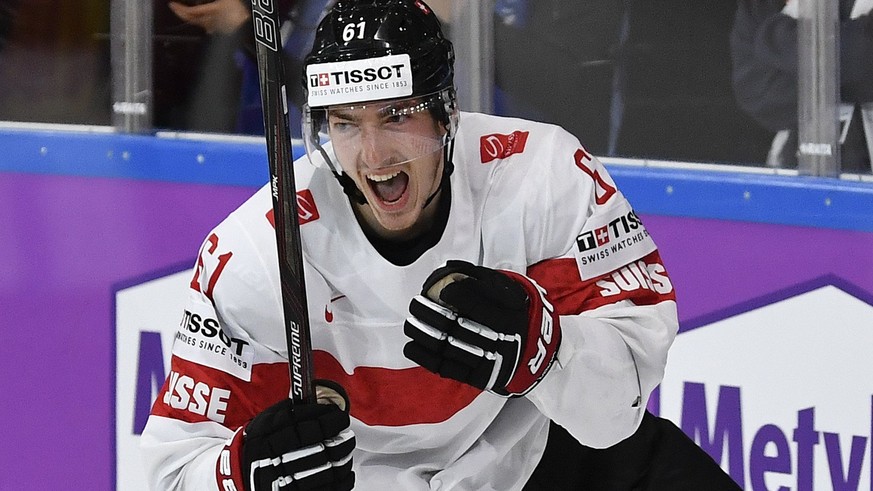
[303,90,458,173]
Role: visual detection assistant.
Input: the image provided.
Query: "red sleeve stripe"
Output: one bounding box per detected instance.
[526,250,676,316]
[150,356,289,431]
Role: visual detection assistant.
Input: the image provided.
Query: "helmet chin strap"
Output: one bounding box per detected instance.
[320,135,456,210]
[421,135,455,210]
[316,143,368,205]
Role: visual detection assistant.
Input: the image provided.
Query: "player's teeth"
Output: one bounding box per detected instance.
[368,172,400,182]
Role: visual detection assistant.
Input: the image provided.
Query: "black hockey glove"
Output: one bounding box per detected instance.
[217,380,355,491]
[403,260,561,397]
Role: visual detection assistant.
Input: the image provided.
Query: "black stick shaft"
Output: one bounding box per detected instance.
[250,0,315,404]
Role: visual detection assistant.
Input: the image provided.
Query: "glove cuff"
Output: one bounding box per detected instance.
[498,270,562,396]
[216,426,247,491]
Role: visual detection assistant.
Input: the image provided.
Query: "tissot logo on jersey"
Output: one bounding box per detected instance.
[480,130,530,163]
[576,210,644,253]
[306,54,413,106]
[178,309,249,358]
[173,305,255,382]
[573,201,658,279]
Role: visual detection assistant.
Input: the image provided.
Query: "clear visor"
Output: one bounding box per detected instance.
[302,90,458,172]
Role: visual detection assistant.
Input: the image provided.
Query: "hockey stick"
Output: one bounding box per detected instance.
[250,0,315,404]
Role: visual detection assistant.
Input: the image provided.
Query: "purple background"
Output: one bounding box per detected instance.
[642,215,873,327]
[1,171,872,489]
[0,172,257,490]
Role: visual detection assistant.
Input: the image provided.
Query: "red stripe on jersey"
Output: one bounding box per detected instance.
[527,250,676,315]
[150,356,289,430]
[313,350,482,426]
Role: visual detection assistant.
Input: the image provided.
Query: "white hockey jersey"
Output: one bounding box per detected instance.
[141,112,679,490]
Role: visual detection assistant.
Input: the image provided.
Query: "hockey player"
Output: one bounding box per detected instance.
[142,0,738,489]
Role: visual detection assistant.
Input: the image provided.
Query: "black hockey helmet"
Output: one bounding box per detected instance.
[302,0,455,105]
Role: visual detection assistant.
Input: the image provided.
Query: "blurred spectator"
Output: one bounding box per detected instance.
[168,0,251,35]
[730,0,873,172]
[163,0,333,136]
[610,0,773,164]
[154,0,235,131]
[0,0,20,52]
[0,0,110,125]
[492,0,624,155]
[493,0,773,165]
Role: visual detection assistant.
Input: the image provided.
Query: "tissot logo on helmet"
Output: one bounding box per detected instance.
[309,65,405,88]
[306,54,413,107]
[302,0,454,105]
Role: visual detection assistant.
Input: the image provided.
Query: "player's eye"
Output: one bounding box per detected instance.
[384,112,409,125]
[330,120,356,134]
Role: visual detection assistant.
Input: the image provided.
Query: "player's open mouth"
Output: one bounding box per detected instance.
[367,170,409,205]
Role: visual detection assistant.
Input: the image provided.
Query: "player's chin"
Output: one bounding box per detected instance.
[372,205,420,232]
[373,216,419,237]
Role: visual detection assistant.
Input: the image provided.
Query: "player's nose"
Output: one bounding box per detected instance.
[358,126,389,169]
